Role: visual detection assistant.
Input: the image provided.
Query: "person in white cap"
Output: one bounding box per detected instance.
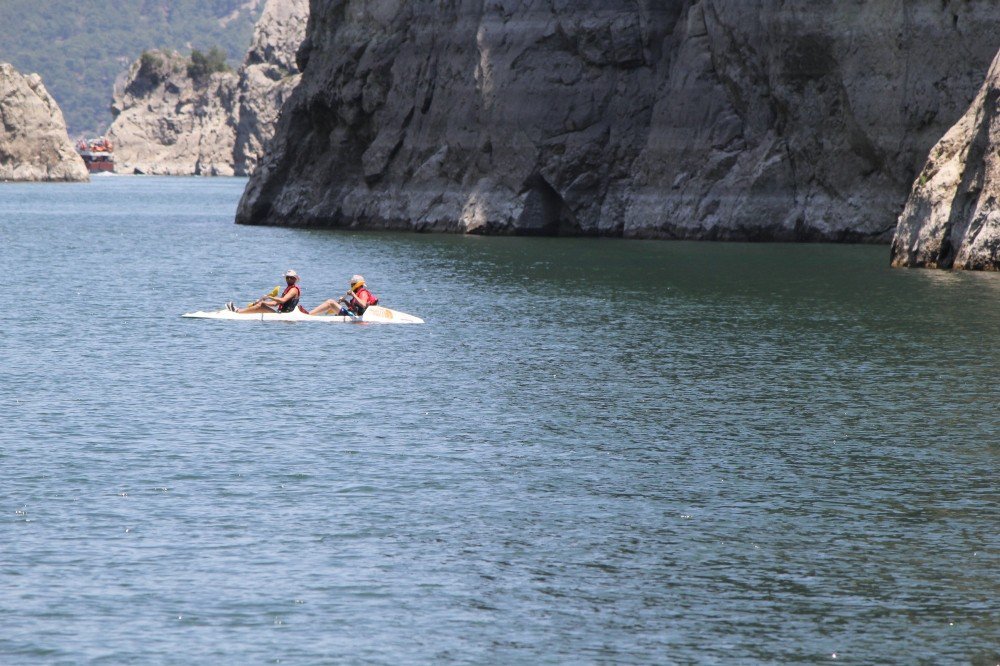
[309,274,378,316]
[229,269,302,313]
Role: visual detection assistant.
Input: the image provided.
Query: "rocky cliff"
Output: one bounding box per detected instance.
[235,0,1000,244]
[234,0,308,175]
[0,63,88,182]
[107,0,306,176]
[891,50,1000,271]
[108,50,239,176]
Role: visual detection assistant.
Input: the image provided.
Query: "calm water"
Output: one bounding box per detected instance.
[0,177,997,664]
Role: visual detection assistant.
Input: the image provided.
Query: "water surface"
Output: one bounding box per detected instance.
[1,177,997,664]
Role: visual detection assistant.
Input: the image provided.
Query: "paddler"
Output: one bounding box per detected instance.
[309,274,378,316]
[228,269,301,313]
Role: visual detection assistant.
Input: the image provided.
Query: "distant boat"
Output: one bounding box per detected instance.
[76,137,114,173]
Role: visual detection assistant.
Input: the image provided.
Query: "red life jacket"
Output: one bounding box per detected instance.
[347,287,378,314]
[278,283,300,313]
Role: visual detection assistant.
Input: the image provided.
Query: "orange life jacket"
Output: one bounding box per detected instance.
[346,287,377,314]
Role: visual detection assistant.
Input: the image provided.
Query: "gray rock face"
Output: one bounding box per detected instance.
[234,0,308,175]
[891,51,1000,271]
[108,0,306,176]
[0,63,88,182]
[236,0,1000,243]
[108,51,239,176]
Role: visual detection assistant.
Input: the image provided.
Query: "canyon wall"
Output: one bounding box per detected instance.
[0,63,88,182]
[236,0,1000,248]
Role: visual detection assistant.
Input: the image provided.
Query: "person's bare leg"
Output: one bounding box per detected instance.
[309,299,339,315]
[236,303,277,314]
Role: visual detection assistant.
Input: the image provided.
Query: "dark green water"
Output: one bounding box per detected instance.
[1,177,997,664]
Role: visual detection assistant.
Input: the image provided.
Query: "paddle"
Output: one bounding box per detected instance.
[247,285,280,307]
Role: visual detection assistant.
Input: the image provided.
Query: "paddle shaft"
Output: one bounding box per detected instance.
[247,286,282,307]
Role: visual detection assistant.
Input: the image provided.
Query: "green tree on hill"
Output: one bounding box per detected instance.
[138,51,166,81]
[187,46,231,82]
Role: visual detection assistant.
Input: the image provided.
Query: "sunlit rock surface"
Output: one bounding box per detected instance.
[892,50,1000,271]
[234,0,308,175]
[236,0,1000,242]
[108,0,306,176]
[108,50,238,176]
[0,63,88,182]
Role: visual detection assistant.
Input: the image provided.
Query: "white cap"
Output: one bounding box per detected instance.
[350,274,365,287]
[284,269,299,280]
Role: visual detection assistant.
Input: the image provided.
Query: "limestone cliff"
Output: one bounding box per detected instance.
[236,0,1000,244]
[107,0,306,176]
[0,63,88,182]
[891,51,1000,271]
[107,51,238,176]
[234,0,308,175]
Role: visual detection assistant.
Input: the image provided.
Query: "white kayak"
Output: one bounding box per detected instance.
[182,304,424,324]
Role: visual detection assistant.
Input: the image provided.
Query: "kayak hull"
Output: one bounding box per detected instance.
[182,305,424,324]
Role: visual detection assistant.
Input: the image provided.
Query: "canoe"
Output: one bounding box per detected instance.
[182,305,424,324]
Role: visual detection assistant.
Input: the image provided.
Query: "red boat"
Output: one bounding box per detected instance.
[76,137,115,173]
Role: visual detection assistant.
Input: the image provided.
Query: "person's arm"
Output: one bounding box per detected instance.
[269,286,299,305]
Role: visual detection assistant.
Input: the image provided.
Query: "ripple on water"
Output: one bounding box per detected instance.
[0,178,997,663]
